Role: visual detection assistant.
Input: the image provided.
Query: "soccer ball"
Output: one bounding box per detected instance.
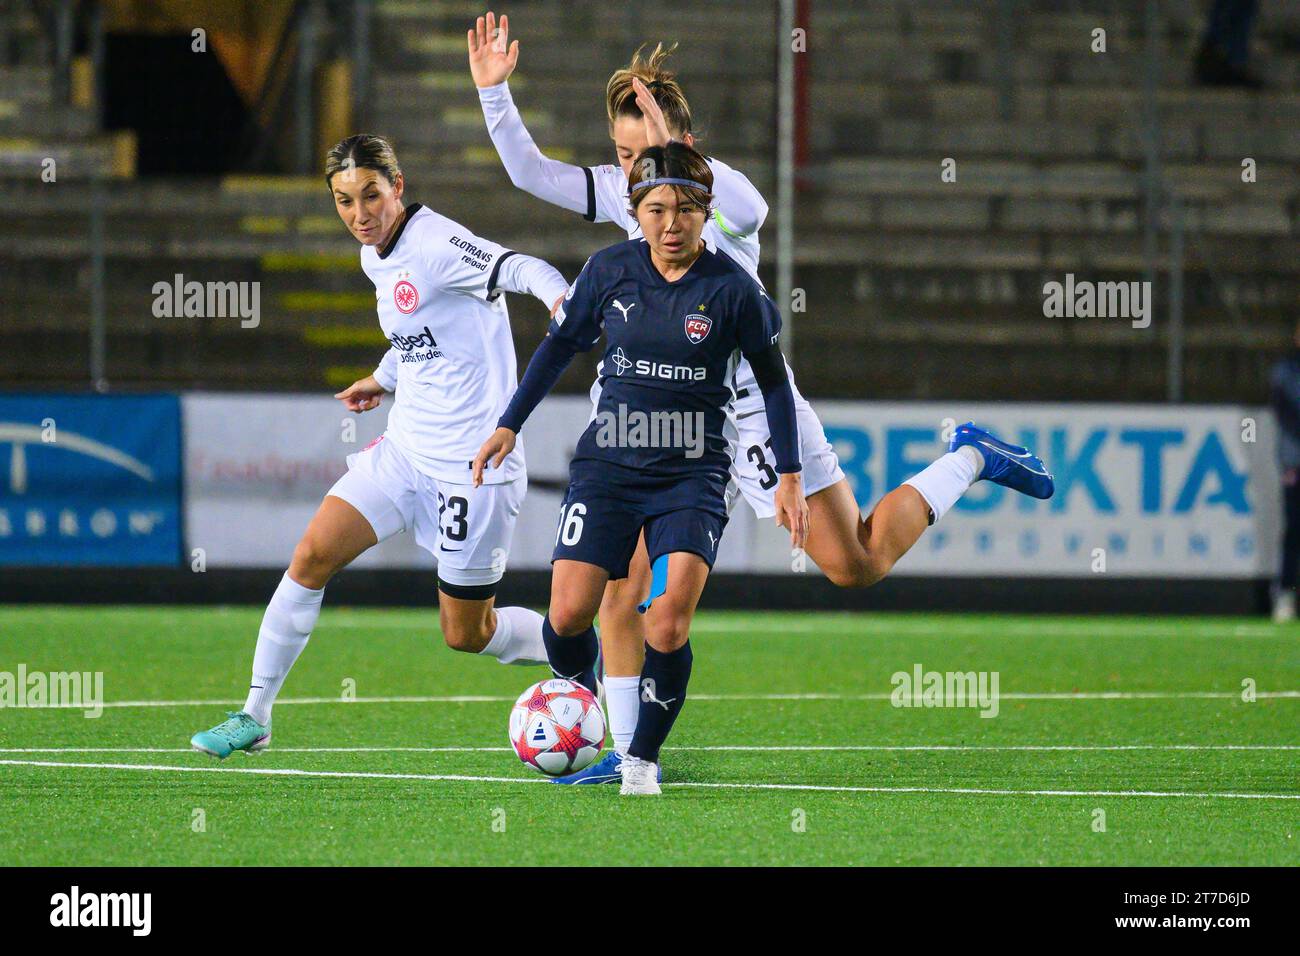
[509,678,605,776]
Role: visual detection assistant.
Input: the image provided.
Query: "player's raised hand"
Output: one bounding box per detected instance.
[774,472,809,551]
[468,11,519,88]
[631,76,672,147]
[472,426,517,486]
[334,376,386,413]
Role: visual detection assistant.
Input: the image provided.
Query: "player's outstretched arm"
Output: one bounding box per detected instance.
[750,345,809,549]
[334,374,388,413]
[472,426,516,486]
[739,278,807,547]
[773,472,809,551]
[707,159,769,239]
[491,251,569,315]
[470,11,590,215]
[473,332,580,486]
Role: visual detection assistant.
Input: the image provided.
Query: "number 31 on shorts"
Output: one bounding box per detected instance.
[556,501,586,546]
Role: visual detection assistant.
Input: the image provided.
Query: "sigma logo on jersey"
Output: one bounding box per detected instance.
[684,313,712,344]
[394,280,419,314]
[606,347,705,382]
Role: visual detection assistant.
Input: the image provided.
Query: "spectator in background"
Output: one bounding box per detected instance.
[1268,323,1300,623]
[1194,0,1264,88]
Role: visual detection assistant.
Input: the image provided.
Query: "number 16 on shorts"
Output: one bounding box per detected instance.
[556,501,586,546]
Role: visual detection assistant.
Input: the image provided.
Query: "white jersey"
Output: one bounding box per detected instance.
[363,203,566,485]
[587,158,788,418]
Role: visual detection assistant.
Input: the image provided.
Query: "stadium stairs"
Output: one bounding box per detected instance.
[0,0,1297,403]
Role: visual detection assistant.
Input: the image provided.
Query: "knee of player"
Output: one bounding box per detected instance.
[289,535,340,588]
[825,557,886,590]
[546,602,594,638]
[645,614,691,653]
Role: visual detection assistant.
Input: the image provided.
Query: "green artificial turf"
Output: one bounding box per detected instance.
[0,606,1295,865]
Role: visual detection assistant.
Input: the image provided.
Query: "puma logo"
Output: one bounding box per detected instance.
[640,678,677,710]
[612,299,636,322]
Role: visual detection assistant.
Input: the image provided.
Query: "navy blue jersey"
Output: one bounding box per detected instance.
[549,239,783,478]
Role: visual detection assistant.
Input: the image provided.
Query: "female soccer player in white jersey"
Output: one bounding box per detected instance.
[468,12,1055,783]
[190,134,570,758]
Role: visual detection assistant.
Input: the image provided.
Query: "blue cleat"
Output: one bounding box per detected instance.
[950,421,1055,500]
[550,750,663,785]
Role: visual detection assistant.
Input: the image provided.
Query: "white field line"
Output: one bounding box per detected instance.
[0,744,1296,754]
[15,689,1299,710]
[1,758,1296,801]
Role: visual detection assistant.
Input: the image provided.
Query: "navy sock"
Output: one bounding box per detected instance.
[541,615,599,694]
[628,641,693,763]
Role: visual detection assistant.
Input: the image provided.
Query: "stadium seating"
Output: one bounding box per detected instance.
[1,0,1297,401]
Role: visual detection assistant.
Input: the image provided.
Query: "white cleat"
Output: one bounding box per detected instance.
[1273,590,1295,624]
[619,755,662,796]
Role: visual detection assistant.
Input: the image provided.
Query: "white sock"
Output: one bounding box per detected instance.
[243,572,323,725]
[480,606,548,665]
[903,446,984,524]
[605,675,641,755]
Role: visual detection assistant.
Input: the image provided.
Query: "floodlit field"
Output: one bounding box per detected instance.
[0,606,1295,866]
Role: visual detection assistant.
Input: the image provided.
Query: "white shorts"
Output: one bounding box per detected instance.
[725,394,846,519]
[326,435,524,591]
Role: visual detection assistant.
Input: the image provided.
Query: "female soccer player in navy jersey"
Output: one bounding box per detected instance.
[473,143,808,794]
[190,134,571,759]
[469,12,1055,784]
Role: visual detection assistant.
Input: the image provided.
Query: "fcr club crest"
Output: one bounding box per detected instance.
[684,313,712,344]
[394,280,419,314]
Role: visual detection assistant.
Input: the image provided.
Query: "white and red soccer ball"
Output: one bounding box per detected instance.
[509,678,605,776]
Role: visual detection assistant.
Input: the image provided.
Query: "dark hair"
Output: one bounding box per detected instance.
[605,42,693,138]
[325,134,402,189]
[626,142,714,214]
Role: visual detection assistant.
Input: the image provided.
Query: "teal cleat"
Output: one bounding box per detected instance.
[191,711,271,759]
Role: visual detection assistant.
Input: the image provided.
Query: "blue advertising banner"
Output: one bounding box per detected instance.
[0,395,183,566]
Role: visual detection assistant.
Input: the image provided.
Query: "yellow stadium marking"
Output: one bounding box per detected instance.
[284,293,376,313]
[241,216,289,235]
[325,366,376,387]
[223,175,321,194]
[461,143,574,166]
[260,252,354,273]
[303,325,387,347]
[418,71,526,90]
[406,34,469,54]
[443,107,550,127]
[297,215,342,235]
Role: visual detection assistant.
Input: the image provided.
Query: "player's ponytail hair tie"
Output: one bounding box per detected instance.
[629,177,711,194]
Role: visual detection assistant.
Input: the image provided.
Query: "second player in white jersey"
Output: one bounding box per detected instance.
[467,16,1057,786]
[479,76,844,518]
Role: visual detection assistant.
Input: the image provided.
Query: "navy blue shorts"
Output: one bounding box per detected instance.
[552,462,729,579]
